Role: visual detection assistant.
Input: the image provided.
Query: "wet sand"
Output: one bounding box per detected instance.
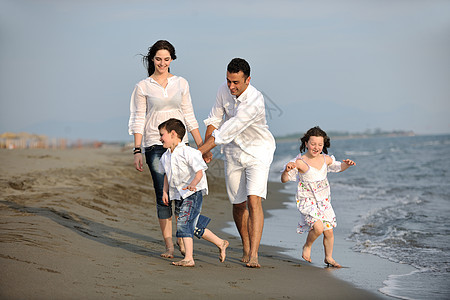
[0,147,381,299]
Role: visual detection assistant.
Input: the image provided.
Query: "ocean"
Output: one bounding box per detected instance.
[224,134,450,299]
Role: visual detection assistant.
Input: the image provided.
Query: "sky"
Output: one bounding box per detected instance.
[1,0,449,142]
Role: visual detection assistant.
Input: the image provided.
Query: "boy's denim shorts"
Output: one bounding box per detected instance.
[176,191,211,239]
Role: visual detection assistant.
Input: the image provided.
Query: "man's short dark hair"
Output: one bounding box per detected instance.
[158,118,186,140]
[227,58,250,78]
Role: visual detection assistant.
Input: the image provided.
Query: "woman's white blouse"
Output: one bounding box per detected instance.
[128,76,199,147]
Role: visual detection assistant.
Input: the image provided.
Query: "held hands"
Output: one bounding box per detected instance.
[134,153,144,172]
[203,151,213,163]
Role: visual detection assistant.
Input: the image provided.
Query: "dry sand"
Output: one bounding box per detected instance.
[0,147,381,299]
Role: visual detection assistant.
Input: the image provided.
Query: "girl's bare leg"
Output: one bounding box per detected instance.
[202,229,229,262]
[323,229,341,267]
[302,221,324,262]
[172,237,195,267]
[159,218,174,258]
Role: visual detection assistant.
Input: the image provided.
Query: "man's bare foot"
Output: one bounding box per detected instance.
[246,256,260,268]
[219,240,229,262]
[302,245,312,263]
[160,248,174,258]
[177,239,186,256]
[172,259,195,267]
[324,258,341,268]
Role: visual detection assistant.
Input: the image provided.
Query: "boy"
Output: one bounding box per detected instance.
[158,118,229,267]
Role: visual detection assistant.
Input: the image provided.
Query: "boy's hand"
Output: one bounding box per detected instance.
[183,185,197,192]
[284,162,296,172]
[343,159,356,166]
[162,192,169,206]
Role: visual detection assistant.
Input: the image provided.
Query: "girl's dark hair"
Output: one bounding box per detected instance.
[143,40,177,76]
[299,126,331,154]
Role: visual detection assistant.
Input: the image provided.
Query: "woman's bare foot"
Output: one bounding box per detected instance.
[172,259,195,267]
[324,258,341,268]
[160,247,174,258]
[241,253,250,263]
[302,245,312,263]
[219,240,229,262]
[246,256,260,268]
[177,239,186,256]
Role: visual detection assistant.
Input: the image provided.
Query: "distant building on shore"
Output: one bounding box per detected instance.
[0,132,67,149]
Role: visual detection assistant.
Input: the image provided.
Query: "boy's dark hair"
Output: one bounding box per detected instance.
[300,126,331,154]
[158,118,186,140]
[227,58,251,79]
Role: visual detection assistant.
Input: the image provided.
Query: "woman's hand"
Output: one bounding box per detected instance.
[162,191,169,206]
[134,153,144,172]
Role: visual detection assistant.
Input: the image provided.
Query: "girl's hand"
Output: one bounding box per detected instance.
[343,159,356,166]
[162,192,169,206]
[134,153,144,172]
[284,162,296,172]
[183,185,197,192]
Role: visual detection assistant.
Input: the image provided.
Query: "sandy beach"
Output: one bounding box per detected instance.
[0,147,381,299]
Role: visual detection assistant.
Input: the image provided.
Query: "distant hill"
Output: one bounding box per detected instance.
[275,129,415,141]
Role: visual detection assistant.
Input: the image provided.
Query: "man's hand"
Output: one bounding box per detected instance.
[203,151,213,163]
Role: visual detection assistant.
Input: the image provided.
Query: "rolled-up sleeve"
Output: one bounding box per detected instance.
[212,97,262,145]
[128,84,146,135]
[179,78,199,132]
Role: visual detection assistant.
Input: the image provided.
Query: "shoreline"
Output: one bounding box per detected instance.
[238,182,416,299]
[1,147,382,299]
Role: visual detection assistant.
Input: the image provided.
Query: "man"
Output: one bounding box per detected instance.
[198,58,276,268]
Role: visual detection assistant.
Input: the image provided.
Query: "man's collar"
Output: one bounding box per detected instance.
[234,84,251,102]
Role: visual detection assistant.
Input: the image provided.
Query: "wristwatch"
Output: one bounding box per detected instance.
[133,147,142,154]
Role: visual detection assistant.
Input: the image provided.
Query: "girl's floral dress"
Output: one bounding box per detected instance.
[287,154,341,234]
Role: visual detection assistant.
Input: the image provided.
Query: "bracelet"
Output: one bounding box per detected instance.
[133,147,142,155]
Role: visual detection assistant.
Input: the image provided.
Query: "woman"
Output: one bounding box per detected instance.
[128,40,203,258]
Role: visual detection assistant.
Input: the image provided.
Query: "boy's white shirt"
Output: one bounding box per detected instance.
[160,142,208,200]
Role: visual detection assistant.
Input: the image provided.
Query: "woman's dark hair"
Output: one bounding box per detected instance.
[143,40,177,76]
[158,118,186,140]
[299,126,331,154]
[227,58,251,79]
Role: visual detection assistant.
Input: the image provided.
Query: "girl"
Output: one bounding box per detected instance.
[128,40,203,258]
[281,126,355,268]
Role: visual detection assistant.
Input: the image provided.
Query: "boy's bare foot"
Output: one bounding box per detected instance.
[160,247,174,258]
[324,258,341,268]
[177,239,186,256]
[246,256,260,268]
[219,240,229,262]
[172,259,195,267]
[302,245,312,263]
